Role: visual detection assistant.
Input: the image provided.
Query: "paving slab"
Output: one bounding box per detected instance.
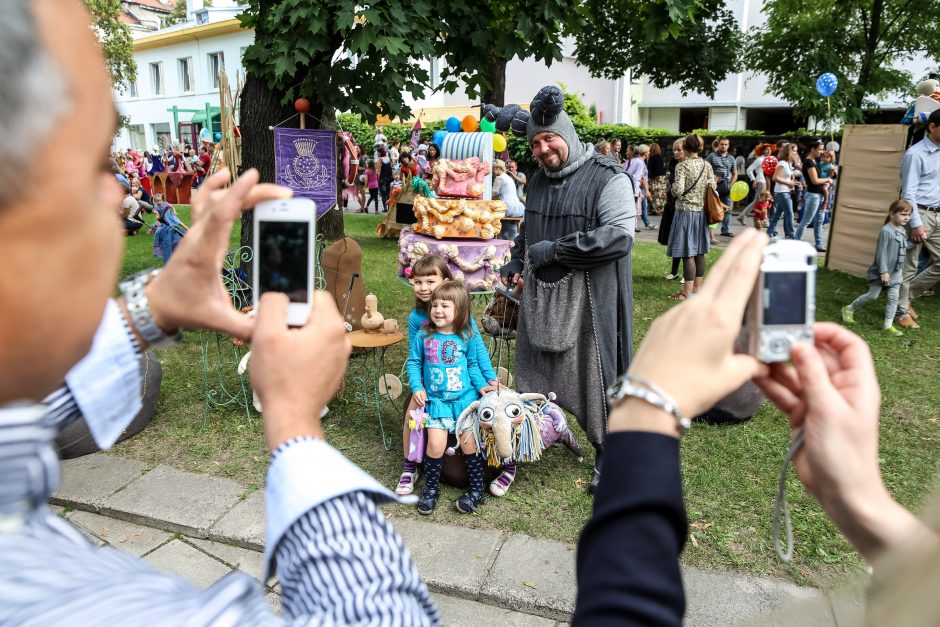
[390,517,504,597]
[144,539,232,589]
[825,585,866,626]
[265,591,282,615]
[186,537,267,583]
[70,510,171,557]
[51,454,147,509]
[433,593,556,626]
[101,464,245,536]
[480,534,576,621]
[682,565,824,627]
[210,490,265,550]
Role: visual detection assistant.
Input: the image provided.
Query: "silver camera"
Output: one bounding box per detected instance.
[741,240,817,363]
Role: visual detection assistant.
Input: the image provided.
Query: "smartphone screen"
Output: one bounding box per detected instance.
[762,272,807,325]
[257,221,310,303]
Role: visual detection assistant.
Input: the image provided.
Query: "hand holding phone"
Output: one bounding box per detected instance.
[253,198,317,326]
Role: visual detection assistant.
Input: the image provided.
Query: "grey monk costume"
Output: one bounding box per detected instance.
[488,86,636,491]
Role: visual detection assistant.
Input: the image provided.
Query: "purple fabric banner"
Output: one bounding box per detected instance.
[273,128,337,219]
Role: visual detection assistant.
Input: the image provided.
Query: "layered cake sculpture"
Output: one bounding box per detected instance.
[412,196,507,240]
[399,228,511,291]
[399,151,514,292]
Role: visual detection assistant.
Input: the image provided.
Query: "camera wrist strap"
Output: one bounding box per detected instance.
[772,426,805,562]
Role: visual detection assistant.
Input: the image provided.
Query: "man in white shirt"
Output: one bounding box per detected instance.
[507,159,527,201]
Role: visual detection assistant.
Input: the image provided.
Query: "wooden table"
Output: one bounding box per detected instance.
[347,330,405,450]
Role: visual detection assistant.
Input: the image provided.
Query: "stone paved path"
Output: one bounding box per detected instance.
[50,453,864,625]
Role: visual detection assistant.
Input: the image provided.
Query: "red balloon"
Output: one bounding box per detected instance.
[294,98,311,114]
[762,156,778,176]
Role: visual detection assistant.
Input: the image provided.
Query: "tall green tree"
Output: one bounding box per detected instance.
[83,0,137,92]
[433,0,573,105]
[745,0,940,123]
[574,0,742,97]
[433,0,743,106]
[237,0,438,241]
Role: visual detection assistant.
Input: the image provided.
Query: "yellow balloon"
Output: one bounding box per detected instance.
[730,181,749,202]
[493,134,507,152]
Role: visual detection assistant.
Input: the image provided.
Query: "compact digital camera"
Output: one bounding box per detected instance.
[741,240,817,363]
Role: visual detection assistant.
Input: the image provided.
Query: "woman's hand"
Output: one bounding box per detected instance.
[610,229,769,435]
[751,323,936,561]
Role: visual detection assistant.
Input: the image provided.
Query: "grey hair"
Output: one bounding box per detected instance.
[0,2,71,208]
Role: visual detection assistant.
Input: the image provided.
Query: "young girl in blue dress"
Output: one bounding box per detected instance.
[406,280,490,514]
[396,256,513,499]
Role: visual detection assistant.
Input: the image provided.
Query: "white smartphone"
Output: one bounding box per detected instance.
[252,198,316,326]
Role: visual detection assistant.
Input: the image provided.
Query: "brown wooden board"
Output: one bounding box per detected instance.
[828,124,909,277]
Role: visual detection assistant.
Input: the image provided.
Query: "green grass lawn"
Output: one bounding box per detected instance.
[111,211,940,588]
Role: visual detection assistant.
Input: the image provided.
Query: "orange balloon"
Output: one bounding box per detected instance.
[461,115,478,132]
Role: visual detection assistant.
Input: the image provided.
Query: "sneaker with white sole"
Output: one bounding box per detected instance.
[396,470,419,496]
[841,306,855,324]
[885,326,904,337]
[490,470,516,497]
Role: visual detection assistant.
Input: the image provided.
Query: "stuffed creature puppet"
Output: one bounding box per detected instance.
[456,389,583,467]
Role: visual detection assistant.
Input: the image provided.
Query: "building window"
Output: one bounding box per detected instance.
[128,80,138,98]
[208,52,225,89]
[128,124,146,149]
[178,57,194,93]
[150,62,164,96]
[151,122,172,150]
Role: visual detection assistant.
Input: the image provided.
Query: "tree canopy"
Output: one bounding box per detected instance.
[239,0,437,121]
[82,0,137,92]
[574,0,742,97]
[745,0,940,123]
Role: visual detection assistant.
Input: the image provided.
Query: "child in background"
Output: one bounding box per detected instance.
[406,280,489,515]
[151,193,188,264]
[817,150,839,223]
[397,256,508,497]
[842,200,914,336]
[753,190,772,231]
[363,160,380,213]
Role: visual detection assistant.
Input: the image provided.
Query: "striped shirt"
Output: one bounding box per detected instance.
[0,300,438,625]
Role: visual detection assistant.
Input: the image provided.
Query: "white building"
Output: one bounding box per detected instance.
[113,0,935,150]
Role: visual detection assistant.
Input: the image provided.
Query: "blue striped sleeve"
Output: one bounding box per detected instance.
[276,493,439,625]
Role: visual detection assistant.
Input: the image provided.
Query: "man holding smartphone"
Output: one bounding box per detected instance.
[0,2,436,624]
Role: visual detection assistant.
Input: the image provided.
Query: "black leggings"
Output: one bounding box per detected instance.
[670,257,681,276]
[367,188,381,212]
[682,255,706,282]
[379,178,392,208]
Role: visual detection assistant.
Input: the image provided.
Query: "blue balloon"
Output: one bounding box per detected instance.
[816,73,838,97]
[445,117,461,133]
[214,132,222,141]
[432,130,448,147]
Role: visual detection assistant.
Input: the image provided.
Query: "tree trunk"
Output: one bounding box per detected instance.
[315,108,345,242]
[238,72,344,247]
[480,54,508,106]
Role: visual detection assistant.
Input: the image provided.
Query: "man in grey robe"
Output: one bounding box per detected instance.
[497,86,636,493]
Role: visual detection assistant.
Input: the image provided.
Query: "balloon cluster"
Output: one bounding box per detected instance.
[441,111,509,152]
[816,73,838,97]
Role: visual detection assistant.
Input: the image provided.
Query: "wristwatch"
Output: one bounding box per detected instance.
[118,269,182,348]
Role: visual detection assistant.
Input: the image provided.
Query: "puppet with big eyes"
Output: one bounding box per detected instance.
[455,389,582,468]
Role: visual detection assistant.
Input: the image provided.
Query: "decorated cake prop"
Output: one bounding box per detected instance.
[431,157,491,198]
[398,227,511,291]
[456,390,583,466]
[412,196,506,240]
